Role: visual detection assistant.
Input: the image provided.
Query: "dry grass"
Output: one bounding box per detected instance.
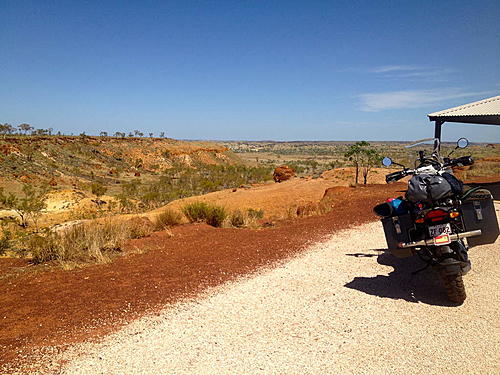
[464,160,500,178]
[154,209,183,230]
[228,208,263,228]
[28,218,152,266]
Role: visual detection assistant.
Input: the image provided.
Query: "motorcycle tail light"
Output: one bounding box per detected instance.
[449,211,460,219]
[425,209,448,222]
[415,218,425,223]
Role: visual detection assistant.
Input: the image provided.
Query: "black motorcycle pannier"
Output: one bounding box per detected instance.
[381,214,414,257]
[460,189,499,247]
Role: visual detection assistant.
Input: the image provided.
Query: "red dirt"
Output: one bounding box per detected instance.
[0,183,406,370]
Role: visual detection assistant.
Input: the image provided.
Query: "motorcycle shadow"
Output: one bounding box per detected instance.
[344,252,460,306]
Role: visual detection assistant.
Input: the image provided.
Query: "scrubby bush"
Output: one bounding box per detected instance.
[182,202,211,223]
[91,182,107,198]
[205,205,227,227]
[0,228,12,255]
[155,209,182,230]
[182,202,227,227]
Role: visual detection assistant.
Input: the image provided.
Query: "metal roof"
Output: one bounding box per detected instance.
[428,95,500,125]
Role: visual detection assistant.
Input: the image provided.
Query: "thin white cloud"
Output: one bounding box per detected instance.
[358,89,493,112]
[370,65,454,81]
[371,65,422,73]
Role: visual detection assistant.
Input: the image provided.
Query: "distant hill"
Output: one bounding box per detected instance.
[0,136,241,191]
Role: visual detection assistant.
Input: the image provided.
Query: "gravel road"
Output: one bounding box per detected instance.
[46,217,499,374]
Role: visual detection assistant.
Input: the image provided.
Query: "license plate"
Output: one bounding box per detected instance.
[428,223,452,238]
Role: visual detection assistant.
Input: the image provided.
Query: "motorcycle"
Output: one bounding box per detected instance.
[374,138,499,303]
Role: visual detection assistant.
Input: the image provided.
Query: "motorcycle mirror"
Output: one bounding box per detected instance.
[382,157,393,167]
[457,138,469,149]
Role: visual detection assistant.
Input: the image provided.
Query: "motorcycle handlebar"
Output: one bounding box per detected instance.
[385,170,408,183]
[445,155,474,168]
[385,155,474,183]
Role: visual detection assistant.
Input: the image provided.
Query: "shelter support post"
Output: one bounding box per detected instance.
[433,120,444,153]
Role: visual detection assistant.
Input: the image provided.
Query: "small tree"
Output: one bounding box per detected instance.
[0,123,14,136]
[90,182,107,208]
[100,131,108,137]
[361,148,380,184]
[0,184,48,230]
[18,123,33,135]
[344,141,380,185]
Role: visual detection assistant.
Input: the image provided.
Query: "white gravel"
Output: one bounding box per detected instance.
[39,218,500,374]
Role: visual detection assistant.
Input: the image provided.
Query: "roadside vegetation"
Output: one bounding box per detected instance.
[182,202,265,228]
[119,163,272,212]
[0,126,497,268]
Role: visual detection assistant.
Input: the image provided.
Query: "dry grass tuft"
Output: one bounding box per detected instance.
[28,218,154,266]
[154,209,183,230]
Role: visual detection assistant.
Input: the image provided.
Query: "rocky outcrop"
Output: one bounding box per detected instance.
[273,165,295,183]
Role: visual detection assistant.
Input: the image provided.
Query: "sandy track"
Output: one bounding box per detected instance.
[41,220,499,375]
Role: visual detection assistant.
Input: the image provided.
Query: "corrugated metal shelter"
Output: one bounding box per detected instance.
[427,95,500,149]
[428,95,500,126]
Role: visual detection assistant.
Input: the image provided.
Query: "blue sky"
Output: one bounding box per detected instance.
[1,0,499,142]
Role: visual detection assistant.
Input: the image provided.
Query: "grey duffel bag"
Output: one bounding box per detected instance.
[406,174,453,203]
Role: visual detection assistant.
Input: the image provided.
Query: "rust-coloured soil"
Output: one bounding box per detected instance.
[0,183,414,370]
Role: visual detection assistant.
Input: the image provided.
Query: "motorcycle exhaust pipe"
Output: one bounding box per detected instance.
[398,230,482,248]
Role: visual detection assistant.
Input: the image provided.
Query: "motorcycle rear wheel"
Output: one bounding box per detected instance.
[441,273,467,304]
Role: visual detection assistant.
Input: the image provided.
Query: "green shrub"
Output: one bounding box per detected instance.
[155,209,182,230]
[205,205,227,227]
[90,182,107,198]
[0,228,12,256]
[182,202,227,227]
[182,202,211,223]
